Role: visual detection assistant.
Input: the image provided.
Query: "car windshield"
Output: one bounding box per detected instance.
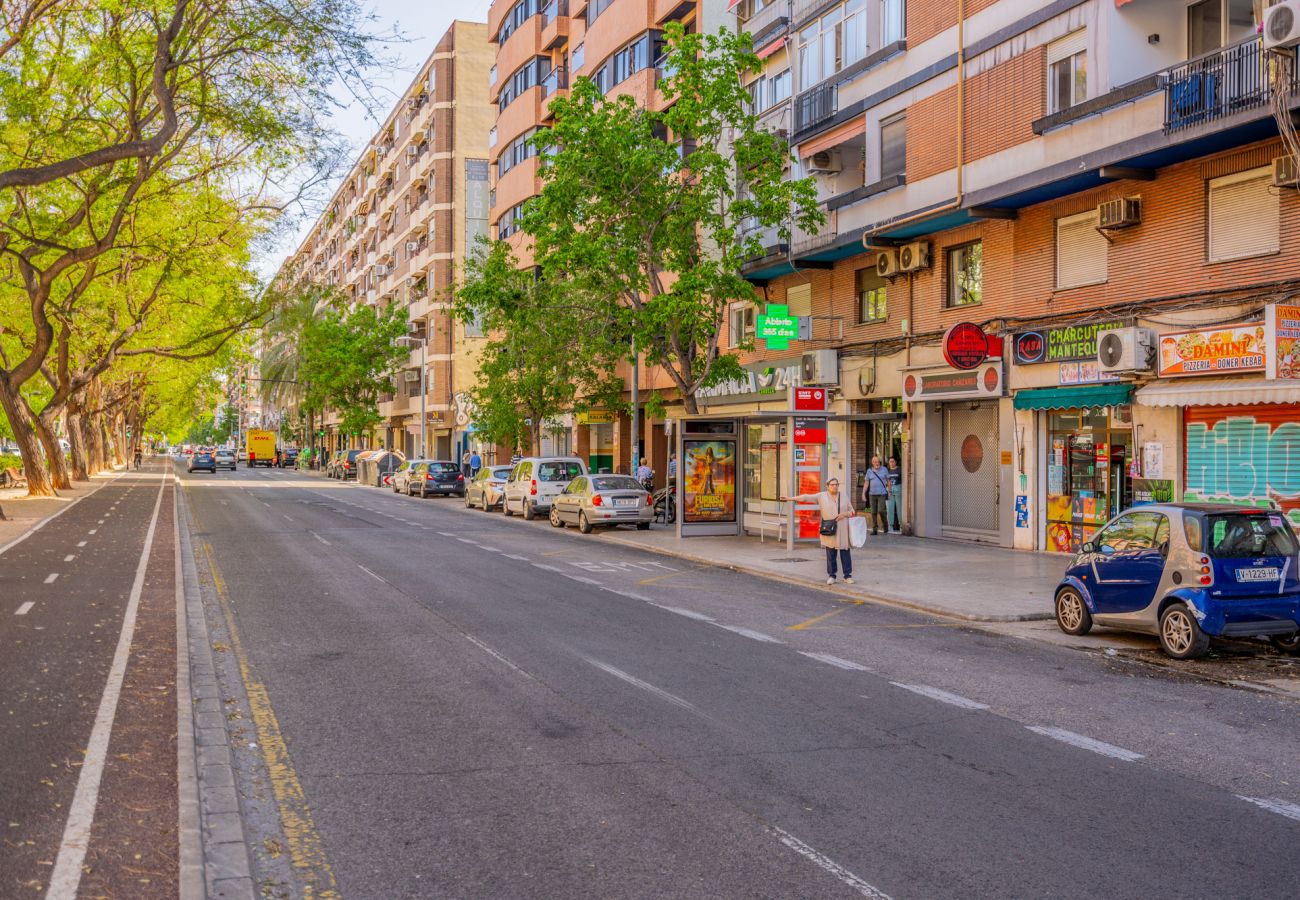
[428,463,459,475]
[491,467,513,478]
[592,476,642,491]
[537,461,583,481]
[1205,514,1299,558]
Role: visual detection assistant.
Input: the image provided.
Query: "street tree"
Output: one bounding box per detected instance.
[525,23,822,415]
[453,241,626,455]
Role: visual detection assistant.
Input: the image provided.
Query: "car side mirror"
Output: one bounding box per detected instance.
[1081,542,1095,554]
[1100,544,1116,556]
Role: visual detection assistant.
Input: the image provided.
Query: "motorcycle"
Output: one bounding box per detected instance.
[652,484,677,524]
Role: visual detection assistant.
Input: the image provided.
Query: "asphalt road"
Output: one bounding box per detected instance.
[182,463,1300,900]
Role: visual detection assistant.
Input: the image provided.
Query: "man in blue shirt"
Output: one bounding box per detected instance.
[862,455,890,535]
[469,450,482,477]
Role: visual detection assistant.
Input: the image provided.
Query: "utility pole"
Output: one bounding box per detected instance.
[630,340,639,475]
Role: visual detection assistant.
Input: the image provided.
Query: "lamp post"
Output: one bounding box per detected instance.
[398,334,427,458]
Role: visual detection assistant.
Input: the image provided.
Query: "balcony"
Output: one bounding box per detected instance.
[791,207,837,256]
[541,65,568,99]
[654,0,693,26]
[794,82,836,133]
[541,0,569,49]
[736,0,789,46]
[1164,38,1295,134]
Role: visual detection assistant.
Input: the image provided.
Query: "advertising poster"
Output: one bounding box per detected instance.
[1267,303,1300,379]
[683,440,736,523]
[1132,478,1175,506]
[1015,495,1029,529]
[1158,322,1266,376]
[796,444,824,539]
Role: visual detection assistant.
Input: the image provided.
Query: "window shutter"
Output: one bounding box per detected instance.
[1047,30,1087,65]
[1208,168,1278,263]
[786,282,812,316]
[880,115,906,179]
[1055,210,1107,289]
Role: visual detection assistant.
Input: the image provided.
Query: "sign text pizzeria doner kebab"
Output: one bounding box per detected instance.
[1157,322,1266,377]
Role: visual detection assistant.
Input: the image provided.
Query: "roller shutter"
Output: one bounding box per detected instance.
[1183,403,1300,526]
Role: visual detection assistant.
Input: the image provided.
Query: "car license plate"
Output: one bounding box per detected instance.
[614,498,636,508]
[1236,567,1279,582]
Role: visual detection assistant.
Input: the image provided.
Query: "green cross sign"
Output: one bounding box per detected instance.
[756,304,799,350]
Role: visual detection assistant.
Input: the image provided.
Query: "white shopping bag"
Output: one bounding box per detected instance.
[848,515,868,549]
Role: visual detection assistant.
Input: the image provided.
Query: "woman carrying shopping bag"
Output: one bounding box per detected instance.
[782,477,858,585]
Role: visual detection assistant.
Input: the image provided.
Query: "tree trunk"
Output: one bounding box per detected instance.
[66,400,90,481]
[34,409,72,490]
[682,393,699,415]
[0,383,55,497]
[88,411,107,474]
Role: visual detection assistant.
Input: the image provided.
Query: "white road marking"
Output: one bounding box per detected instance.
[88,529,96,535]
[801,652,871,672]
[46,473,167,899]
[44,573,59,584]
[357,564,386,584]
[890,682,988,710]
[63,554,76,562]
[76,541,86,548]
[455,537,479,545]
[582,657,697,712]
[437,531,456,537]
[15,602,35,616]
[504,554,530,561]
[1238,796,1300,822]
[282,514,293,521]
[531,563,564,573]
[651,604,715,622]
[312,533,331,546]
[564,575,602,586]
[465,635,529,676]
[1026,726,1143,762]
[97,519,105,525]
[716,624,783,644]
[771,826,891,899]
[476,544,501,553]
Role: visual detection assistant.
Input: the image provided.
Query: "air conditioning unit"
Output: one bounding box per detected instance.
[1264,0,1300,49]
[801,349,839,385]
[406,97,418,110]
[1097,327,1156,373]
[807,151,842,175]
[407,321,422,334]
[1099,197,1142,229]
[406,241,419,253]
[875,249,899,278]
[406,146,419,158]
[1273,154,1300,188]
[898,241,931,272]
[403,370,421,383]
[375,264,391,277]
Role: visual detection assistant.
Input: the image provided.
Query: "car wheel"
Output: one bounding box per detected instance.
[523,501,535,521]
[636,522,651,531]
[406,483,414,496]
[1054,588,1092,636]
[549,507,564,528]
[464,492,473,509]
[578,511,593,534]
[1269,632,1300,655]
[1159,603,1210,660]
[503,497,513,517]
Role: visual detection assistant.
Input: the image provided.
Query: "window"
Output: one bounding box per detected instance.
[881,0,905,45]
[1188,0,1258,58]
[798,0,867,88]
[572,42,585,72]
[856,267,887,322]
[498,57,551,111]
[1055,209,1107,289]
[587,0,615,24]
[1095,512,1163,553]
[497,129,538,178]
[1208,167,1278,262]
[1048,32,1087,113]
[496,0,539,43]
[946,241,982,307]
[879,112,906,179]
[729,304,756,346]
[592,32,662,95]
[786,283,812,317]
[769,69,791,105]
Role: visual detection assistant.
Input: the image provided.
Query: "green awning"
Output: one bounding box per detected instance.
[1012,383,1133,411]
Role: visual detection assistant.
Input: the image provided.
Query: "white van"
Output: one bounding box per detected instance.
[502,457,588,520]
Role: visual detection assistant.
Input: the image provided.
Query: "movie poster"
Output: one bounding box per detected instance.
[683,440,736,523]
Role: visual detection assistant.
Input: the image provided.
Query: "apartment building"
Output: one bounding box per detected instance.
[276,20,493,460]
[710,0,1300,564]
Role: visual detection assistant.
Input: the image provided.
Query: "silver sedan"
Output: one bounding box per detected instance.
[465,465,513,510]
[549,475,653,534]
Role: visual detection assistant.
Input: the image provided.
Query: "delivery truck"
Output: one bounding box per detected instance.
[245,429,276,468]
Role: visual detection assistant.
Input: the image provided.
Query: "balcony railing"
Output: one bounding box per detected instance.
[541,65,569,97]
[1164,38,1295,133]
[794,82,837,133]
[791,207,837,255]
[655,54,677,85]
[542,0,567,26]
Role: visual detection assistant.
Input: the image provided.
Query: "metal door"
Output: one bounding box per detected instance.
[942,402,999,539]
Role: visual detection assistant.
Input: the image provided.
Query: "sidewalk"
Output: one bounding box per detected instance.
[597,527,1062,622]
[0,469,123,552]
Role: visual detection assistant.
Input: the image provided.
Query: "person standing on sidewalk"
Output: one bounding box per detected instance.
[469,449,482,478]
[461,450,472,479]
[782,477,857,585]
[886,456,903,533]
[862,456,890,535]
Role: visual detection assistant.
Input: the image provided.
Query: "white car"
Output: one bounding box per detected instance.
[213,448,237,471]
[501,457,588,520]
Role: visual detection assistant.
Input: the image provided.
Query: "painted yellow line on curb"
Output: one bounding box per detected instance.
[787,600,867,631]
[199,537,339,899]
[636,569,695,587]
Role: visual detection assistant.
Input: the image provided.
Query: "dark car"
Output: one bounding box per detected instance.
[407,460,465,498]
[279,448,299,469]
[333,449,362,480]
[188,451,217,474]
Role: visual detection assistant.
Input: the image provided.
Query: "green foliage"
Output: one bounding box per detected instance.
[298,301,409,437]
[525,24,822,413]
[453,241,626,453]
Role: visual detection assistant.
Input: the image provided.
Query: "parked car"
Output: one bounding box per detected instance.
[550,474,653,533]
[406,460,464,498]
[188,450,217,474]
[333,449,362,480]
[280,447,299,468]
[465,465,513,510]
[1054,503,1300,659]
[390,459,431,495]
[501,457,588,520]
[213,448,237,471]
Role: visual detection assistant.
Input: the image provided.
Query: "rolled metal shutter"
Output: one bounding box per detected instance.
[942,402,1000,538]
[1183,403,1300,525]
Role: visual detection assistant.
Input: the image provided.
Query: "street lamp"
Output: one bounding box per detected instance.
[397,333,427,458]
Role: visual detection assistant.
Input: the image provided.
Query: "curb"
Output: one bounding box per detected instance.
[175,479,204,900]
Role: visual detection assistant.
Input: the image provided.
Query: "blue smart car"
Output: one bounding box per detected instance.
[1054,503,1300,659]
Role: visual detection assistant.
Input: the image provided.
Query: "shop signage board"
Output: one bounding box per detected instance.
[793,387,827,411]
[698,363,800,406]
[1266,302,1300,379]
[756,304,799,350]
[1013,322,1123,365]
[942,322,1003,370]
[792,417,827,444]
[576,410,616,425]
[1057,361,1119,385]
[902,362,1003,402]
[1157,321,1265,377]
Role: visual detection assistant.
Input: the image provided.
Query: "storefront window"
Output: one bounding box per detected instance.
[1046,406,1133,553]
[744,424,782,516]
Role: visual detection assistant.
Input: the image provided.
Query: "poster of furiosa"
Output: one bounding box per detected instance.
[683,440,736,523]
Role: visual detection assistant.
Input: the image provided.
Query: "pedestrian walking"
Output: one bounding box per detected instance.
[469,449,482,477]
[782,477,857,585]
[461,450,471,478]
[635,459,654,491]
[886,456,903,533]
[133,447,142,470]
[862,455,890,535]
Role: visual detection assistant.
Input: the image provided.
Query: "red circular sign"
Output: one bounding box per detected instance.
[943,322,989,370]
[960,435,984,473]
[903,374,918,398]
[982,366,1000,393]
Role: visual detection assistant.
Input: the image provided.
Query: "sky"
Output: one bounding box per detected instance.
[258,0,494,277]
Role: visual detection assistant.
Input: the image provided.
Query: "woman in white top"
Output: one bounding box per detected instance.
[782,476,857,585]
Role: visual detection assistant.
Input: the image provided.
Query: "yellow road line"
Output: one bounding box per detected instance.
[198,534,340,899]
[787,600,867,631]
[636,569,696,586]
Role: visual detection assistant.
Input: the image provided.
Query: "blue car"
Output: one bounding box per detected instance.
[1054,503,1300,659]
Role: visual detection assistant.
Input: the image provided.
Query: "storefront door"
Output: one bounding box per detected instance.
[941,402,999,540]
[1044,407,1133,553]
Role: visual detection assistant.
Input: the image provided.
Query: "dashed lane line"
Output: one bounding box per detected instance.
[650,603,715,623]
[15,602,34,616]
[88,529,97,535]
[503,553,529,561]
[1026,726,1143,762]
[564,575,602,586]
[44,573,59,584]
[800,652,871,672]
[357,564,386,584]
[77,541,87,548]
[313,533,331,546]
[581,656,698,712]
[1238,796,1300,822]
[531,563,564,573]
[771,826,892,899]
[64,554,75,562]
[890,682,988,710]
[715,624,784,644]
[465,635,531,677]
